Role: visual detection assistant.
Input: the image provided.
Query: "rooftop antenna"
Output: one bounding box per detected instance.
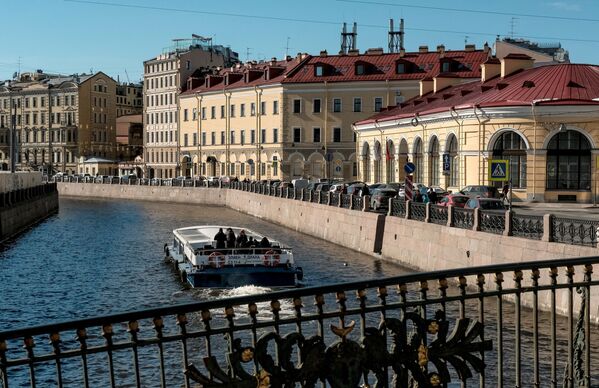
[245,47,252,61]
[285,37,291,57]
[388,18,404,53]
[17,57,21,78]
[510,17,519,39]
[340,22,358,54]
[124,69,130,84]
[465,35,469,45]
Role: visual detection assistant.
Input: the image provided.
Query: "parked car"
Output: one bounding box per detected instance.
[370,188,398,211]
[464,198,506,211]
[347,183,368,196]
[369,183,387,190]
[460,185,500,198]
[329,183,347,193]
[280,181,293,189]
[315,183,331,192]
[429,185,449,197]
[291,179,309,190]
[437,194,470,208]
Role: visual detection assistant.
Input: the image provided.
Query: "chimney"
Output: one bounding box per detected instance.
[419,78,434,96]
[399,48,406,57]
[270,57,277,65]
[419,45,428,53]
[348,49,360,56]
[320,50,328,57]
[465,44,476,52]
[481,57,501,82]
[500,53,534,78]
[433,75,460,93]
[365,47,384,55]
[436,44,445,54]
[483,42,490,53]
[285,55,292,62]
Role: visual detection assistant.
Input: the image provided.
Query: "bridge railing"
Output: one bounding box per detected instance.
[55,178,599,249]
[2,256,599,387]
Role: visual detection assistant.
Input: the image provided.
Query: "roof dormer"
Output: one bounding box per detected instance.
[313,62,334,77]
[224,72,243,86]
[245,69,264,83]
[395,59,414,74]
[354,60,375,76]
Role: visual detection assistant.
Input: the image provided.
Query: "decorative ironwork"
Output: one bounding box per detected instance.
[311,190,320,203]
[512,214,544,240]
[4,257,599,388]
[411,202,426,221]
[319,192,329,205]
[352,195,363,211]
[330,192,340,206]
[453,208,474,230]
[341,194,351,208]
[429,204,448,225]
[390,198,406,218]
[480,211,505,235]
[552,217,599,247]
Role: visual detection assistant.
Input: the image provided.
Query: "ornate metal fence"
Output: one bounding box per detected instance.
[4,257,599,388]
[390,198,406,218]
[311,191,320,204]
[512,214,544,240]
[480,211,506,235]
[352,195,363,211]
[429,204,448,225]
[340,194,351,209]
[319,192,329,205]
[411,202,426,221]
[552,217,599,247]
[453,208,475,230]
[330,192,340,207]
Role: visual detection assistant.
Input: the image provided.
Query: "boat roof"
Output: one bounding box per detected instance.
[173,225,282,247]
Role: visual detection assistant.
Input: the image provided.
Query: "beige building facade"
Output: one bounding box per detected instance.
[143,37,239,179]
[179,45,490,181]
[354,56,599,203]
[116,82,143,117]
[0,71,117,174]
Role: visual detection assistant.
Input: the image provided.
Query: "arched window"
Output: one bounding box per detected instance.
[546,130,591,190]
[413,138,423,183]
[492,131,527,188]
[361,142,370,183]
[447,135,458,187]
[386,140,395,183]
[429,136,439,186]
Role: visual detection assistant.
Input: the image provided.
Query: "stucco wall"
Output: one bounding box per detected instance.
[0,172,42,192]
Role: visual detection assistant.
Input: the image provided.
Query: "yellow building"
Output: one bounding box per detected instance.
[354,54,599,203]
[179,45,490,181]
[0,71,117,174]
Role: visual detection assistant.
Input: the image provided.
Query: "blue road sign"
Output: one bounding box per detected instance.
[489,159,509,182]
[404,162,416,174]
[442,153,451,175]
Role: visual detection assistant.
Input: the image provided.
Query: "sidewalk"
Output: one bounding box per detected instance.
[511,201,599,219]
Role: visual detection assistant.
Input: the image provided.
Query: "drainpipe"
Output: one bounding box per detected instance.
[473,105,490,185]
[353,124,359,180]
[195,93,203,177]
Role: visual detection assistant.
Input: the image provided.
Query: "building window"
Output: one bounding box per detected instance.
[250,103,256,116]
[183,109,189,121]
[240,104,245,117]
[202,132,206,146]
[193,133,198,146]
[493,131,527,189]
[442,62,451,72]
[273,100,279,114]
[230,105,235,117]
[333,127,341,143]
[353,98,362,112]
[333,98,341,113]
[184,134,189,147]
[261,101,266,115]
[192,108,197,121]
[315,65,324,76]
[273,128,278,143]
[220,105,225,118]
[414,138,423,183]
[240,130,245,145]
[546,130,590,190]
[186,60,191,70]
[211,106,215,119]
[447,135,458,187]
[293,127,301,143]
[429,136,440,186]
[211,132,215,145]
[293,99,301,113]
[313,127,321,143]
[241,163,245,175]
[396,63,406,74]
[374,97,383,112]
[313,99,321,113]
[355,64,365,75]
[273,156,278,176]
[250,129,255,144]
[201,107,206,119]
[221,131,225,145]
[261,129,266,143]
[395,91,404,105]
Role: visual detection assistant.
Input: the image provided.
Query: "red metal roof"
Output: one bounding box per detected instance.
[282,50,490,83]
[356,63,599,125]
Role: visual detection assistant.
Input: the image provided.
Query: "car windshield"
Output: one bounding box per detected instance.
[480,201,504,210]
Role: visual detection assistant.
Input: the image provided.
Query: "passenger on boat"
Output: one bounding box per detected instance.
[246,236,256,248]
[259,236,271,249]
[214,228,227,249]
[236,230,248,247]
[226,228,236,248]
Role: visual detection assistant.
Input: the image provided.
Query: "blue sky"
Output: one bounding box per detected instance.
[2,0,598,83]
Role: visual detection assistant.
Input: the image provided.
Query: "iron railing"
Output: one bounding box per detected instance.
[319,192,329,205]
[552,217,599,247]
[453,207,475,230]
[410,202,426,221]
[512,214,544,240]
[480,211,506,235]
[390,198,406,218]
[3,256,599,387]
[330,192,340,207]
[352,195,363,211]
[429,204,448,225]
[341,194,351,209]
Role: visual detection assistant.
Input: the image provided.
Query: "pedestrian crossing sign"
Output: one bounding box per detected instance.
[489,159,509,182]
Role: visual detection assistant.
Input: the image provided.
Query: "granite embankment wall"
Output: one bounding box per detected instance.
[0,172,58,242]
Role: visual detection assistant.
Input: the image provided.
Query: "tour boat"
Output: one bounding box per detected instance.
[164,225,303,288]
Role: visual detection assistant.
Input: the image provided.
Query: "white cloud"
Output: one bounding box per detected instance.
[549,1,581,11]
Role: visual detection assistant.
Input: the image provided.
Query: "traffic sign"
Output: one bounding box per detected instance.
[489,159,509,182]
[442,153,451,175]
[404,175,413,201]
[404,162,416,174]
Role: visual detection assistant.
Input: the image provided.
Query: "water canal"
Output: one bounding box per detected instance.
[0,197,411,331]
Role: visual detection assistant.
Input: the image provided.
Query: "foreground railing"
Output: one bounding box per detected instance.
[3,256,599,387]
